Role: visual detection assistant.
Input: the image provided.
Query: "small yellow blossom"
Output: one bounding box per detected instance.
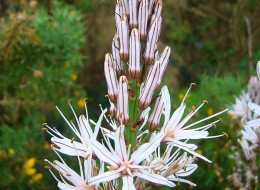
[77,99,85,108]
[23,157,36,169]
[70,74,78,81]
[207,108,214,116]
[33,70,43,79]
[178,93,184,101]
[0,150,7,158]
[196,149,202,155]
[8,148,15,156]
[25,168,36,176]
[32,173,43,182]
[44,142,50,150]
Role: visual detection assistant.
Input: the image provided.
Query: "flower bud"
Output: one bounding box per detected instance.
[112,34,124,75]
[122,0,129,17]
[157,46,171,87]
[115,3,120,33]
[138,0,149,41]
[104,53,118,103]
[143,17,162,64]
[118,0,126,17]
[118,15,129,61]
[148,0,155,20]
[129,0,138,29]
[147,92,164,132]
[153,0,163,20]
[129,29,141,79]
[138,61,161,109]
[117,76,129,125]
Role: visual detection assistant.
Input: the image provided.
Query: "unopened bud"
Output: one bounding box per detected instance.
[138,0,149,41]
[122,0,129,17]
[104,53,118,103]
[157,46,171,87]
[143,17,162,64]
[117,76,129,125]
[115,3,120,33]
[118,0,126,17]
[129,29,141,79]
[138,61,161,109]
[148,92,164,132]
[148,0,155,20]
[129,0,138,29]
[112,34,124,75]
[118,15,129,61]
[153,0,163,21]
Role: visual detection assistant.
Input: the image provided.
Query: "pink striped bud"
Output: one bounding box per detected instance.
[138,61,161,109]
[129,0,138,29]
[153,0,162,20]
[138,0,149,41]
[115,3,120,33]
[104,53,118,103]
[148,0,155,20]
[118,15,129,61]
[157,46,171,87]
[117,76,129,125]
[143,17,162,64]
[112,34,124,75]
[129,29,141,79]
[147,91,164,132]
[118,0,126,16]
[122,0,129,17]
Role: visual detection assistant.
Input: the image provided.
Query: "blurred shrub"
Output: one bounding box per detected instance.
[0,1,86,189]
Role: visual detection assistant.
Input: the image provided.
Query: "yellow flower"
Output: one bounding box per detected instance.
[70,74,78,81]
[33,70,43,79]
[8,148,15,156]
[25,168,36,176]
[207,108,214,116]
[23,157,36,170]
[32,173,43,182]
[178,93,184,101]
[0,150,7,158]
[44,142,50,150]
[77,99,85,108]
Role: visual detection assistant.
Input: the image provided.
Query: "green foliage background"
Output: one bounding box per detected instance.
[0,0,259,189]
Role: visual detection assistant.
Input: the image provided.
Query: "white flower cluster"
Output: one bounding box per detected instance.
[44,1,227,189]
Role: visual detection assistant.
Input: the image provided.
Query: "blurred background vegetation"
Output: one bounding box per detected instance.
[0,0,259,189]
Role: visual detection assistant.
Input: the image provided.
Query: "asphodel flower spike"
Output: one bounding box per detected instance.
[143,17,162,64]
[117,76,130,125]
[138,0,149,41]
[129,28,141,79]
[129,0,138,29]
[118,15,129,62]
[139,61,161,110]
[112,34,123,75]
[104,53,118,103]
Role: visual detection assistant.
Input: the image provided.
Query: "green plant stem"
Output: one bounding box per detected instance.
[126,79,140,151]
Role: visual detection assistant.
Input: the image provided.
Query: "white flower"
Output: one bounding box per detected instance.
[89,125,175,189]
[43,101,107,158]
[160,85,227,162]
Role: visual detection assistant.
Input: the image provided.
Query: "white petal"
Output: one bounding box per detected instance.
[51,137,86,157]
[134,170,176,187]
[115,125,128,161]
[167,176,196,186]
[131,132,163,164]
[176,164,198,177]
[122,176,136,190]
[91,140,120,167]
[248,102,260,116]
[89,169,122,185]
